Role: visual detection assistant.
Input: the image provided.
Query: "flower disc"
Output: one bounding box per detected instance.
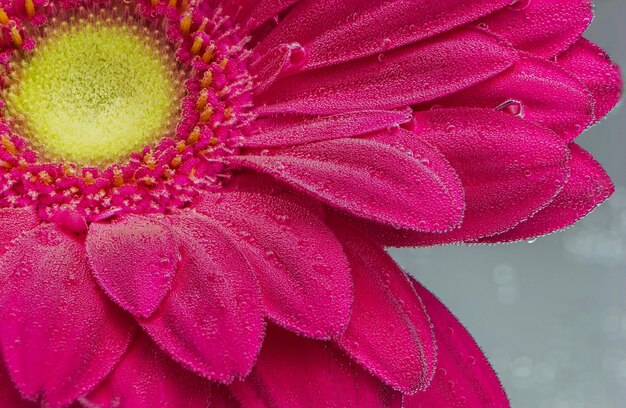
[5,19,181,167]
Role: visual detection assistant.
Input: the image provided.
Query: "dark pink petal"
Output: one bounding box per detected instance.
[256,0,512,69]
[228,137,464,231]
[479,143,614,244]
[0,362,32,408]
[332,223,436,394]
[195,175,352,339]
[85,334,239,408]
[0,225,134,408]
[250,44,293,95]
[404,280,509,407]
[371,108,569,246]
[0,208,38,258]
[427,55,594,141]
[223,0,299,31]
[558,38,623,124]
[141,212,264,383]
[478,0,593,57]
[244,110,411,148]
[86,215,179,319]
[256,28,518,115]
[230,326,402,407]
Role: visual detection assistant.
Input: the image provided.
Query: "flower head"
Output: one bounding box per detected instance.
[0,0,621,407]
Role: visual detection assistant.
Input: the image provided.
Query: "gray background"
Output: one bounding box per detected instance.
[391,1,626,406]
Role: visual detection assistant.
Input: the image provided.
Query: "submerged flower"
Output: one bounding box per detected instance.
[0,0,621,406]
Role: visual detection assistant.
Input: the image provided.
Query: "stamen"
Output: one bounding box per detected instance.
[0,8,9,24]
[196,89,209,111]
[190,35,203,55]
[201,70,213,87]
[1,136,17,156]
[24,0,35,18]
[199,106,213,122]
[10,26,22,47]
[180,12,192,34]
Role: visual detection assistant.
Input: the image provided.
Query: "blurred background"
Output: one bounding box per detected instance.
[391,1,625,406]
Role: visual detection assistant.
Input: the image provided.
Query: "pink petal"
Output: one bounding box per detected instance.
[86,215,179,319]
[228,137,463,231]
[0,208,38,258]
[230,326,402,408]
[404,279,509,407]
[195,175,353,339]
[479,143,614,243]
[256,28,518,115]
[371,108,569,246]
[558,38,623,124]
[140,212,264,383]
[332,223,436,394]
[0,363,32,407]
[427,55,594,141]
[477,0,593,57]
[244,110,412,148]
[370,128,465,225]
[85,334,239,408]
[0,224,134,408]
[256,0,512,70]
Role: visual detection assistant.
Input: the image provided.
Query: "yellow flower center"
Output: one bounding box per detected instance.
[4,18,181,167]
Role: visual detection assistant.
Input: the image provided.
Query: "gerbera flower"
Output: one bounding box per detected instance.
[0,0,621,406]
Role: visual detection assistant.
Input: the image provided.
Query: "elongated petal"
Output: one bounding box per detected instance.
[256,0,512,70]
[0,225,134,408]
[371,108,569,246]
[230,326,402,408]
[478,0,593,57]
[86,215,179,319]
[479,143,613,243]
[404,280,509,407]
[371,128,465,223]
[333,223,436,394]
[558,38,623,124]
[141,212,264,383]
[85,334,239,408]
[196,175,352,339]
[427,55,594,141]
[228,137,463,231]
[0,208,38,258]
[244,110,411,148]
[256,28,518,115]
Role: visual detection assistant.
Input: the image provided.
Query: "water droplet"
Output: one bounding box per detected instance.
[509,0,531,10]
[496,100,524,118]
[288,42,307,67]
[387,123,400,134]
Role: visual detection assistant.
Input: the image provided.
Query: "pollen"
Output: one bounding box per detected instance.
[4,17,182,167]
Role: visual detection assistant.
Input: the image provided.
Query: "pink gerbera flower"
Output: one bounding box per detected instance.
[0,0,621,407]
